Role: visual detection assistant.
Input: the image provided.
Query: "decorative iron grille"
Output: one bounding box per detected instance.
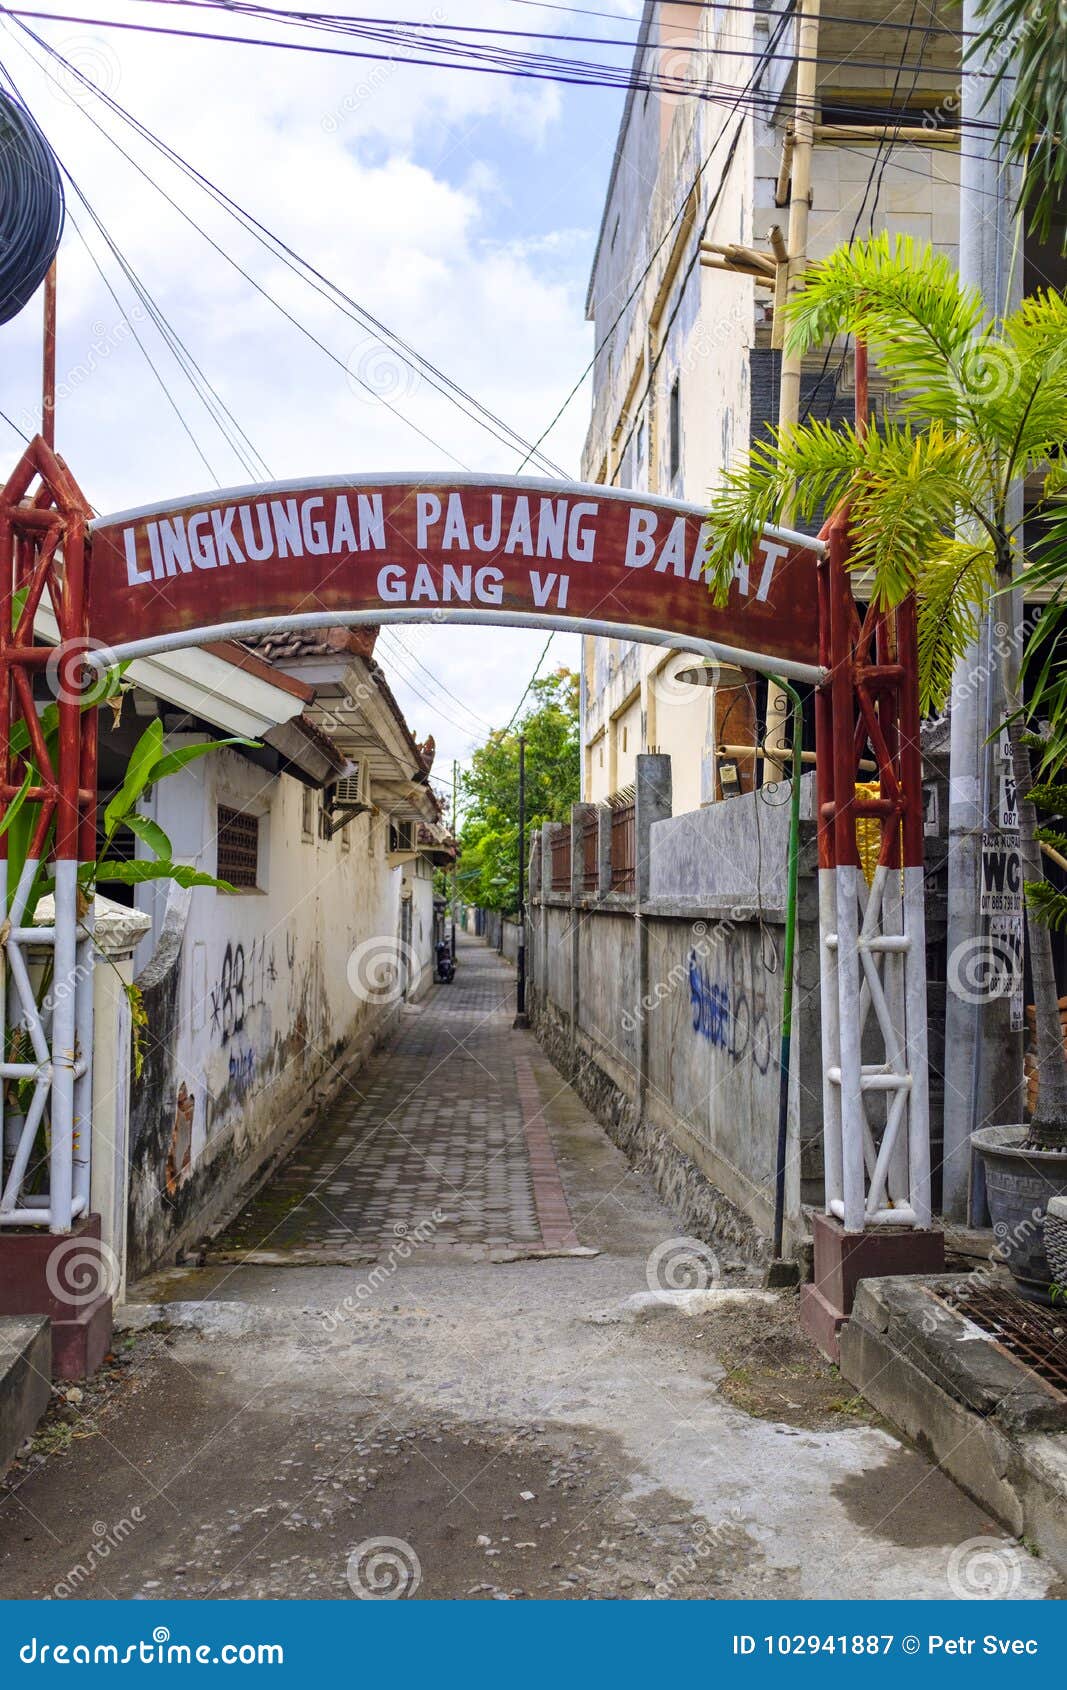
[216,806,260,889]
[610,799,636,892]
[550,827,571,891]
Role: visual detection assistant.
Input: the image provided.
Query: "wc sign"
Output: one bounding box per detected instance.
[980,831,1022,915]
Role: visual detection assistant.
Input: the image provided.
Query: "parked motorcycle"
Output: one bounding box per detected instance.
[435,941,455,984]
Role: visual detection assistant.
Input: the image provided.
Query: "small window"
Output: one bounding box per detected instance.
[301,786,315,843]
[669,376,681,481]
[340,817,351,853]
[216,806,260,890]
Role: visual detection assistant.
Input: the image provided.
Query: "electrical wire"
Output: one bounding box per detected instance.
[6,21,573,477]
[0,82,62,323]
[0,6,998,106]
[376,629,498,734]
[504,631,555,731]
[604,0,797,480]
[518,0,796,470]
[154,0,971,41]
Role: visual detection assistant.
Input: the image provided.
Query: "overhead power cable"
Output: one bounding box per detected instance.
[6,21,572,477]
[523,0,793,473]
[129,0,969,53]
[0,7,997,102]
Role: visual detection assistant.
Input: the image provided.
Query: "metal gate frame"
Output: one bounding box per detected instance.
[0,441,932,1241]
[0,437,97,1232]
[814,509,932,1230]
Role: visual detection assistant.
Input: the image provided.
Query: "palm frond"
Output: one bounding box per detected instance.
[971,0,1067,242]
[703,421,869,602]
[784,235,992,433]
[912,540,998,714]
[1025,880,1067,933]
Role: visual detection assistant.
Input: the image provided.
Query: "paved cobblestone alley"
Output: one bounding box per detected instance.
[0,937,1057,1602]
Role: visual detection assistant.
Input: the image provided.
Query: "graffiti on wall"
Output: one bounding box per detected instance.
[210,937,277,1045]
[688,949,772,1074]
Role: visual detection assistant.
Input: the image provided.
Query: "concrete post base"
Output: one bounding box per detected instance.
[800,1210,945,1363]
[0,1214,114,1381]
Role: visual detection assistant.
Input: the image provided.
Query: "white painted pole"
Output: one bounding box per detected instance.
[834,865,866,1230]
[49,856,77,1233]
[818,867,843,1213]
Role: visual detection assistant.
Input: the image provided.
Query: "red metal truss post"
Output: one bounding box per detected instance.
[0,436,110,1379]
[804,509,942,1360]
[814,508,933,1228]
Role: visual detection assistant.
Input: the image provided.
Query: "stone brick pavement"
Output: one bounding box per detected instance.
[215,933,577,1257]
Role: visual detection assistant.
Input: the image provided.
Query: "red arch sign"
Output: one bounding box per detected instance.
[88,475,824,680]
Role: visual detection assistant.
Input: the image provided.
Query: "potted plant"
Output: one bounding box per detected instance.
[700,233,1067,1295]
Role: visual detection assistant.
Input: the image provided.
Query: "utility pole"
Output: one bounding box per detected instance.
[514,733,528,1028]
[451,758,458,964]
[942,1,1025,1221]
[765,0,821,780]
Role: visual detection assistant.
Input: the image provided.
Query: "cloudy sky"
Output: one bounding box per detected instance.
[0,0,639,802]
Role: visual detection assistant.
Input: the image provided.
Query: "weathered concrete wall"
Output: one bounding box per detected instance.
[127,747,406,1274]
[529,766,822,1263]
[544,903,574,1020]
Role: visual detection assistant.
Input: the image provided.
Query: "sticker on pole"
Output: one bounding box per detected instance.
[998,769,1018,831]
[980,831,1022,915]
[989,913,1025,1032]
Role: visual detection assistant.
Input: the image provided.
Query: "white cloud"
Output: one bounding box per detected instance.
[0,0,628,764]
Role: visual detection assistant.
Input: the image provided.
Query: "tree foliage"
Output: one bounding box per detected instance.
[458,668,580,912]
[701,233,1067,1139]
[971,0,1067,243]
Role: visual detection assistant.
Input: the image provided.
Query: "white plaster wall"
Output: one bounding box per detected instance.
[127,744,407,1268]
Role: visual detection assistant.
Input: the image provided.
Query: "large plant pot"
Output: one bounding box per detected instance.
[972,1125,1067,1303]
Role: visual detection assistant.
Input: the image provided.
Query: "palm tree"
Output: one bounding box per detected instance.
[701,232,1067,1149]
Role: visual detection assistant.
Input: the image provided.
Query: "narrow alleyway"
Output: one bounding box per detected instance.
[0,937,1058,1600]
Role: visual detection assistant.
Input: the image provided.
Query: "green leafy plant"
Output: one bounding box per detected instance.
[2,677,256,1182]
[702,232,1067,1148]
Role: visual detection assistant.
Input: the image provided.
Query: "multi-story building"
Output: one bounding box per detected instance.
[580,0,968,811]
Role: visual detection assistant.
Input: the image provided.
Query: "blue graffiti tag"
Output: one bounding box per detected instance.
[689,950,731,1049]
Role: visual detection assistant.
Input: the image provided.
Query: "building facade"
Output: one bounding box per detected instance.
[107,630,450,1274]
[580,1,961,810]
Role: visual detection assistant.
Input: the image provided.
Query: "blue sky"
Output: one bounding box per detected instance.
[0,0,642,787]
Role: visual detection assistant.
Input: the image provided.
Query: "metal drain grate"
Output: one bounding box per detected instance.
[941,1284,1067,1394]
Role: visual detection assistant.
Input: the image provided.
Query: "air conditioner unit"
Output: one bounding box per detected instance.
[324,761,370,837]
[333,762,370,810]
[389,819,416,855]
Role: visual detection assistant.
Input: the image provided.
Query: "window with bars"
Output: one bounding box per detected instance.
[216,806,261,890]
